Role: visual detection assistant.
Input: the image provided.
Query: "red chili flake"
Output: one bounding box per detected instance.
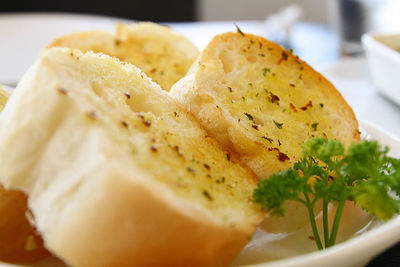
[268,92,280,105]
[289,83,296,88]
[278,151,290,162]
[150,68,157,73]
[300,101,313,111]
[203,164,211,170]
[290,103,298,112]
[308,236,315,240]
[252,124,259,130]
[150,146,158,153]
[124,92,131,99]
[299,74,303,80]
[277,57,283,65]
[268,148,290,162]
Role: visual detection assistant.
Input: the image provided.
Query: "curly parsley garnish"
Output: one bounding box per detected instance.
[253,138,400,249]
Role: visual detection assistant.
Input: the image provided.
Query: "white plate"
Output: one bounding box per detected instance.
[0,13,131,86]
[233,120,400,267]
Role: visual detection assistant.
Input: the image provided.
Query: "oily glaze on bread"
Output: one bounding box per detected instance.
[171,32,360,180]
[0,48,263,267]
[0,86,49,264]
[49,22,199,91]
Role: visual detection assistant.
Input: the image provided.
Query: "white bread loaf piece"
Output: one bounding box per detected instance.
[0,86,50,264]
[49,22,199,91]
[171,32,360,180]
[0,48,263,267]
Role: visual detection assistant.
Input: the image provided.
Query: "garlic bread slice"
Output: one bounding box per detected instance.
[0,48,263,267]
[49,22,199,91]
[171,32,360,179]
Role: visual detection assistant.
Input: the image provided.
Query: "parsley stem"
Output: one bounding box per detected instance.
[327,200,346,247]
[304,193,323,250]
[322,199,329,247]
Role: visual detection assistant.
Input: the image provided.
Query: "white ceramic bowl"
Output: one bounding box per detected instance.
[362,32,400,106]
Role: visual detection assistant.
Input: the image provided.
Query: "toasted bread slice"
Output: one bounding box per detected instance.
[171,32,360,180]
[49,22,199,91]
[0,86,49,264]
[0,48,263,267]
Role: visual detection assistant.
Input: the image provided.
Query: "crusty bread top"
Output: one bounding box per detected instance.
[0,48,263,266]
[0,86,10,112]
[49,22,199,91]
[171,32,360,179]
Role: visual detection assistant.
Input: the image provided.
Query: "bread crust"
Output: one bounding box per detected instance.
[0,48,263,266]
[47,165,251,267]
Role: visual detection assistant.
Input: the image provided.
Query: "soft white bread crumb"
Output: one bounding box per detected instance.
[49,22,199,91]
[0,48,263,267]
[171,32,360,180]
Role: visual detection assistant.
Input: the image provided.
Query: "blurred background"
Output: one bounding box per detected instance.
[1,0,399,66]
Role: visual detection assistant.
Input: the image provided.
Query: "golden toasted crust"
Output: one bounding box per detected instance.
[171,32,360,179]
[0,86,49,264]
[0,48,263,266]
[48,22,199,91]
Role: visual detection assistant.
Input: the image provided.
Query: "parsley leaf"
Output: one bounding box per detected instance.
[253,138,400,249]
